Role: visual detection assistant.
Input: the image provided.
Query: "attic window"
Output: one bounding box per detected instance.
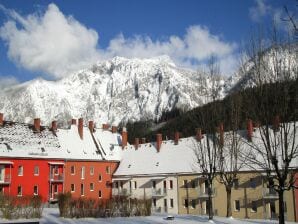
[41,147,45,152]
[156,162,159,167]
[128,164,131,168]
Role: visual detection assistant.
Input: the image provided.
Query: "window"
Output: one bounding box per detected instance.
[250,178,256,188]
[114,182,119,189]
[106,166,110,174]
[191,180,196,188]
[153,198,156,207]
[98,190,102,198]
[152,180,156,189]
[71,184,75,192]
[169,180,173,189]
[170,199,174,208]
[54,165,59,175]
[34,185,38,195]
[184,199,188,208]
[251,200,257,212]
[163,180,167,189]
[17,185,22,196]
[90,183,94,191]
[81,166,85,179]
[191,199,196,209]
[234,200,240,211]
[54,185,58,193]
[34,166,39,176]
[90,166,94,175]
[234,179,239,189]
[183,180,188,188]
[70,166,75,175]
[134,181,137,189]
[164,198,167,208]
[81,184,84,196]
[18,165,23,176]
[98,174,102,182]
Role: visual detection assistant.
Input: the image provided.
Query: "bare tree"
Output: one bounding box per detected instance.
[217,94,247,217]
[240,28,298,224]
[194,55,221,220]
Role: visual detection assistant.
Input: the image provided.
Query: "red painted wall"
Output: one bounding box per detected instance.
[0,158,64,202]
[64,161,118,200]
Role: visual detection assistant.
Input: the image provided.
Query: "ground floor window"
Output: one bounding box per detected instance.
[170,198,174,208]
[33,185,38,195]
[191,199,196,209]
[80,184,84,196]
[152,198,156,207]
[17,185,22,196]
[251,200,257,212]
[184,199,189,208]
[234,200,240,211]
[71,184,75,192]
[98,190,102,198]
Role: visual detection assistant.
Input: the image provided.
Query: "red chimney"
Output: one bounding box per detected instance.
[141,138,146,144]
[112,126,117,133]
[219,123,224,146]
[196,128,202,141]
[71,119,76,125]
[102,124,109,130]
[156,134,162,152]
[134,138,139,149]
[247,119,253,141]
[89,121,94,133]
[121,127,127,149]
[51,120,57,131]
[174,132,179,145]
[34,118,41,132]
[273,115,280,132]
[0,113,3,126]
[78,118,83,139]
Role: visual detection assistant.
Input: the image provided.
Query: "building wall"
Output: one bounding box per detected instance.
[294,172,298,222]
[178,172,296,222]
[0,158,64,202]
[64,160,118,200]
[113,175,179,214]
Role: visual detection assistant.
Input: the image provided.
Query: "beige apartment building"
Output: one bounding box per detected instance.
[177,172,297,221]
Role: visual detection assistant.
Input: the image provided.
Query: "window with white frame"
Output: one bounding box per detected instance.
[34,185,38,195]
[71,184,75,192]
[90,166,94,175]
[18,165,23,176]
[54,185,58,193]
[98,174,102,182]
[81,166,85,179]
[34,166,39,176]
[90,183,94,191]
[81,184,84,196]
[98,190,102,198]
[70,166,75,175]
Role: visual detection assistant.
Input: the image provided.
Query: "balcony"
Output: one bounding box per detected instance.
[262,188,278,199]
[49,174,64,182]
[0,174,11,184]
[198,188,216,198]
[152,188,167,197]
[112,188,131,196]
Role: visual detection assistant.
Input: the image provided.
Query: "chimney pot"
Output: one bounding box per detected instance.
[134,138,139,149]
[89,121,94,133]
[51,121,57,131]
[71,119,77,125]
[78,118,83,139]
[156,134,162,152]
[112,126,117,133]
[247,119,253,141]
[196,128,202,141]
[0,113,3,126]
[174,132,179,145]
[34,118,41,132]
[121,128,127,149]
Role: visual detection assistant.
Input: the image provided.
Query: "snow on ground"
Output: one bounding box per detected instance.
[0,208,296,224]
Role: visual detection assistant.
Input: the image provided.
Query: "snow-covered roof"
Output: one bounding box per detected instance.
[0,121,122,161]
[113,137,201,176]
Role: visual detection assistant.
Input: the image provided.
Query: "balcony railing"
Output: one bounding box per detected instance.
[152,188,167,197]
[49,174,64,182]
[112,188,131,196]
[0,175,11,184]
[198,188,216,198]
[262,188,278,199]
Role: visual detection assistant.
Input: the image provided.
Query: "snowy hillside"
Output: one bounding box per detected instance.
[0,56,227,126]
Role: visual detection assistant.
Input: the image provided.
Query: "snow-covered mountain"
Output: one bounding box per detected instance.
[0,56,228,126]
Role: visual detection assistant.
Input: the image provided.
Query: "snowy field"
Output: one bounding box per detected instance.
[0,208,296,224]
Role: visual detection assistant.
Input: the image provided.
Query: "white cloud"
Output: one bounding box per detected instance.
[0,75,19,89]
[249,0,271,22]
[0,3,100,79]
[0,3,238,78]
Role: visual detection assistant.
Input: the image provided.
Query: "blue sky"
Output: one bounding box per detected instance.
[0,0,295,85]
